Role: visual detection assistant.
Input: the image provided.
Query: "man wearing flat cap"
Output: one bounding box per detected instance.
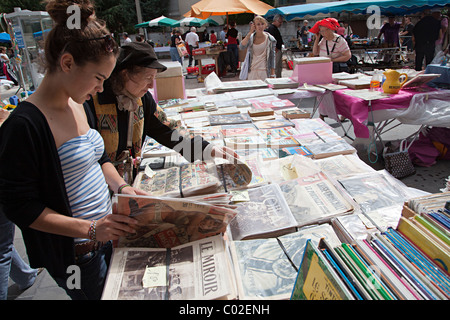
[84,42,237,181]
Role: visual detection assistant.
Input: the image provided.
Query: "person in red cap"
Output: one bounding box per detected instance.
[311,18,352,73]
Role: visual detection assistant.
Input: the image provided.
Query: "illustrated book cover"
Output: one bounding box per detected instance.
[290,239,354,300]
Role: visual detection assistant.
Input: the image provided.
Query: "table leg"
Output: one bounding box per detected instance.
[214,56,219,75]
[197,58,204,82]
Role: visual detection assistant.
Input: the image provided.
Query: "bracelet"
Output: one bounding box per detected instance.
[118,183,131,194]
[88,220,97,241]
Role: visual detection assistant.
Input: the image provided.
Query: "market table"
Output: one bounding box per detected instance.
[277,88,328,118]
[425,64,450,87]
[318,88,450,140]
[193,50,227,81]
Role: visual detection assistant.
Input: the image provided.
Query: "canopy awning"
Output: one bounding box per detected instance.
[0,32,11,43]
[135,15,178,28]
[185,0,274,19]
[172,17,219,27]
[265,0,450,21]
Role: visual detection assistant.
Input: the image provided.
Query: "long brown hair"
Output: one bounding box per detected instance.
[44,0,118,73]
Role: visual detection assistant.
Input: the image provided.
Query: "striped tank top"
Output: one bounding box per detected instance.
[58,128,112,242]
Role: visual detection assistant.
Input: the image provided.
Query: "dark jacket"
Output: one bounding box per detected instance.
[267,24,283,50]
[413,15,441,47]
[0,102,78,279]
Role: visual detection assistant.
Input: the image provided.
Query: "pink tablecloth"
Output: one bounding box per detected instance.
[332,89,425,138]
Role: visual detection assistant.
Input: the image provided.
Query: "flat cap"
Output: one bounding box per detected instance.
[115,42,167,73]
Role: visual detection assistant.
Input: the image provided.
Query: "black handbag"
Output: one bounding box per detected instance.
[383,140,416,179]
[332,62,349,73]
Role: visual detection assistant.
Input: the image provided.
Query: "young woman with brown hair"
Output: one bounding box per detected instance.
[0,0,139,299]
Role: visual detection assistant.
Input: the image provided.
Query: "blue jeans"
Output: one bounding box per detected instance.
[54,241,112,300]
[302,36,308,46]
[170,46,182,65]
[188,45,198,67]
[227,44,239,71]
[0,210,38,300]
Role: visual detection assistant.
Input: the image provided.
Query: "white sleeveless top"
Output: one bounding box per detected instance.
[248,34,269,81]
[58,128,112,242]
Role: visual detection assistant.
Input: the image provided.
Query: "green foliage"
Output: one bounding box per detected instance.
[0,0,46,14]
[140,0,167,22]
[0,0,168,34]
[94,0,167,33]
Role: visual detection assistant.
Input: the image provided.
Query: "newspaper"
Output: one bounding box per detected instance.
[133,162,221,198]
[113,194,237,248]
[313,154,375,180]
[102,235,236,300]
[204,72,268,94]
[338,171,409,214]
[214,158,253,192]
[279,172,355,227]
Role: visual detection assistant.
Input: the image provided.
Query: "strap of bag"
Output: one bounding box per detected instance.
[326,36,341,55]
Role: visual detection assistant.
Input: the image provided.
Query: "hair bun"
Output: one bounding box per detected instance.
[46,0,95,26]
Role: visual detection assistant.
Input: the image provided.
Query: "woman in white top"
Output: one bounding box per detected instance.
[312,18,351,120]
[0,47,9,63]
[312,18,351,69]
[239,16,276,81]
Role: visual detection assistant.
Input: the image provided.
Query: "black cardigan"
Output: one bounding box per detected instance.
[83,81,210,163]
[0,102,77,279]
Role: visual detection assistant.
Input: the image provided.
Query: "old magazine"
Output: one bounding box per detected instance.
[228,184,297,240]
[279,172,354,227]
[113,194,237,248]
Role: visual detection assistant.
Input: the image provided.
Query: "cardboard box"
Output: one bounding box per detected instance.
[154,62,185,101]
[192,48,206,56]
[291,57,332,85]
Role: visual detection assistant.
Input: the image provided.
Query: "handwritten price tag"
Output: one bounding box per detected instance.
[142,265,167,288]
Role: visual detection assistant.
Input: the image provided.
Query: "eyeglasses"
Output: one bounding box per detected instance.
[79,34,116,53]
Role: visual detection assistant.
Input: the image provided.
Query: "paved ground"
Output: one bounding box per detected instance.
[4,57,449,300]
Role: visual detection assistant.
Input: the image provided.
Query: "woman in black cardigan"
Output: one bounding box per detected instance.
[0,0,139,300]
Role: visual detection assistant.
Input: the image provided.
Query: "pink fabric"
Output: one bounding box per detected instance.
[332,89,430,138]
[408,127,450,167]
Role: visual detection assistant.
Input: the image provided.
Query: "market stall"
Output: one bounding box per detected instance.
[97,69,450,300]
[4,8,52,91]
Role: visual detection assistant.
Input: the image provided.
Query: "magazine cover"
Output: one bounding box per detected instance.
[228,184,297,240]
[113,194,237,248]
[209,113,253,126]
